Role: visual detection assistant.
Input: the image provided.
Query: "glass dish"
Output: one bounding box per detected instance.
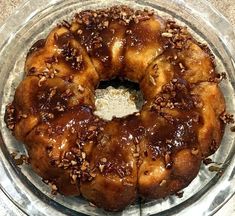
[0,0,235,215]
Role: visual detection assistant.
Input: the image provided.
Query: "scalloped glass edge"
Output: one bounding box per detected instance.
[0,0,234,215]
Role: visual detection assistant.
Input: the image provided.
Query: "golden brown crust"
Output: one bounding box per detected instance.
[4,6,228,212]
[192,82,226,157]
[139,149,201,199]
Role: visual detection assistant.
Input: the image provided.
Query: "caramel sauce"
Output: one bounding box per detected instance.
[27,39,46,56]
[76,26,112,67]
[91,115,144,177]
[144,111,199,160]
[126,18,161,51]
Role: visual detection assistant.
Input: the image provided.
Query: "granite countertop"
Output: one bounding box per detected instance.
[0,0,234,215]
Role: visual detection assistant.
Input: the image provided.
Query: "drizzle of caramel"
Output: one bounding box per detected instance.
[27,39,46,56]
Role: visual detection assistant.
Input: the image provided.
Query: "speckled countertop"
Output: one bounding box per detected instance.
[0,0,234,215]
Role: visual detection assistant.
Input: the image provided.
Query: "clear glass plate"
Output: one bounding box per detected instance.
[0,0,235,215]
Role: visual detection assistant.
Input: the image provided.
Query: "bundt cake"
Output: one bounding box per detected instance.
[5,5,232,211]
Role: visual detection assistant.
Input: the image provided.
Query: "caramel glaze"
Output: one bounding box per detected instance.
[5,6,227,211]
[27,39,46,57]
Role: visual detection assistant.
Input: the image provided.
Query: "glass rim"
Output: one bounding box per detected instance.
[0,0,234,215]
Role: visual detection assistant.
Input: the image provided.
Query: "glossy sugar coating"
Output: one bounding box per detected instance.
[5,6,228,211]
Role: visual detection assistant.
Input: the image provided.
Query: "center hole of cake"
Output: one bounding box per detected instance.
[94,79,144,120]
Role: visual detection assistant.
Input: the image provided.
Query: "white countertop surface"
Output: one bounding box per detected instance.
[0,0,234,215]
